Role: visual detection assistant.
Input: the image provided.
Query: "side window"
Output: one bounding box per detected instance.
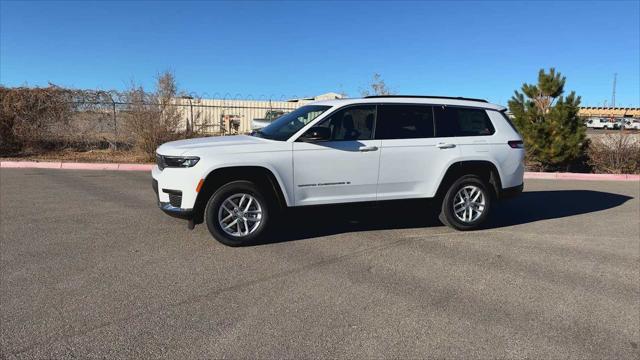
[434,106,495,137]
[375,105,434,139]
[433,106,458,137]
[316,105,376,141]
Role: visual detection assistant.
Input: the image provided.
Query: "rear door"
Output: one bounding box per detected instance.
[376,104,461,200]
[434,105,498,160]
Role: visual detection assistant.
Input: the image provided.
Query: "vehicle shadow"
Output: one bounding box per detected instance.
[486,190,633,228]
[257,190,633,245]
[259,200,442,244]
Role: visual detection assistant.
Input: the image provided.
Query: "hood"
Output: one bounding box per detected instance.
[156,135,271,156]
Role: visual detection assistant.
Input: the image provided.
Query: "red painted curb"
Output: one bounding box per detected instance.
[0,161,154,171]
[524,172,639,181]
[61,162,119,170]
[1,161,62,169]
[117,164,155,171]
[522,172,556,180]
[1,161,638,181]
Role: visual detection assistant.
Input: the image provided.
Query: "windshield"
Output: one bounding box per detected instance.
[252,105,331,141]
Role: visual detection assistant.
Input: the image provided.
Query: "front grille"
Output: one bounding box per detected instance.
[156,154,165,170]
[168,193,182,207]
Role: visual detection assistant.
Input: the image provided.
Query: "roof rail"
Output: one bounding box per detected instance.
[363,95,488,103]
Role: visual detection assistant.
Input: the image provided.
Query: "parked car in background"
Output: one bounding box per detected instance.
[252,110,287,130]
[624,119,640,130]
[585,118,621,130]
[153,95,525,246]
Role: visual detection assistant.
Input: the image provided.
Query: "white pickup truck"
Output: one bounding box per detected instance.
[585,118,621,130]
[624,119,640,130]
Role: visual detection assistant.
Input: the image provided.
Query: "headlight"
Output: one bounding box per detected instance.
[157,155,200,169]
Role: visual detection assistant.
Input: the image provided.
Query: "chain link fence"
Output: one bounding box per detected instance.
[1,86,309,154]
[66,98,304,147]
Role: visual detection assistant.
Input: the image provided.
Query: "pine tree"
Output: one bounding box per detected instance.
[508,68,586,170]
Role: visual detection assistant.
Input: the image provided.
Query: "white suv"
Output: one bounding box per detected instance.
[152,96,525,246]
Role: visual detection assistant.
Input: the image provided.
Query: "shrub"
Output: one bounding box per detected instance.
[0,85,74,153]
[587,134,640,174]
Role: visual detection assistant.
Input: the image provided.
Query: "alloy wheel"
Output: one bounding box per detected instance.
[218,193,263,237]
[452,185,486,223]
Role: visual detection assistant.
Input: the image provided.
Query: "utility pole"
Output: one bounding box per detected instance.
[611,73,617,110]
[180,95,194,135]
[611,73,622,131]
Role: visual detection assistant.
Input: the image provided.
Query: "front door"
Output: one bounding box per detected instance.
[293,105,381,206]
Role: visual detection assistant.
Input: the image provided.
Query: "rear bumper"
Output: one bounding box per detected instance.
[153,178,194,220]
[499,183,523,199]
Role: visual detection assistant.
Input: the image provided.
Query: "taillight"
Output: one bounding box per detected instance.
[508,140,524,149]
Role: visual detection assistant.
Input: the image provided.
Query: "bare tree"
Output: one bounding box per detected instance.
[123,70,183,159]
[155,71,181,129]
[360,73,394,97]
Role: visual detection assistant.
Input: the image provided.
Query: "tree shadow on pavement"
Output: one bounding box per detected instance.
[258,190,633,245]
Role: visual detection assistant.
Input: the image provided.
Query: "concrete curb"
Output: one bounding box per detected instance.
[1,161,639,181]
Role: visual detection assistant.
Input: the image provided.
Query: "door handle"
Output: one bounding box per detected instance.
[436,143,456,149]
[359,145,379,152]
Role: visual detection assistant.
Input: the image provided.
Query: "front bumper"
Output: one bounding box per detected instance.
[153,178,194,220]
[152,164,200,208]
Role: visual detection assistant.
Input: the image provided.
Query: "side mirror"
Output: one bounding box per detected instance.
[299,127,331,142]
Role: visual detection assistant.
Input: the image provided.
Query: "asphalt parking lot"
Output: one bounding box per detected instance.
[1,169,638,359]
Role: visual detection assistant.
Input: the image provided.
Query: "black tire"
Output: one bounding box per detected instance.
[204,180,271,246]
[438,175,492,231]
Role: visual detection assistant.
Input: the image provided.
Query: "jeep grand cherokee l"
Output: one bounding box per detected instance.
[152,96,524,246]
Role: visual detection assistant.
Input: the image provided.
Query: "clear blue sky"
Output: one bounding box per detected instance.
[1,0,639,106]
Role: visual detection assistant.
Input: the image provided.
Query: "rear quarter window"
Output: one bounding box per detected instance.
[499,110,520,134]
[434,106,495,137]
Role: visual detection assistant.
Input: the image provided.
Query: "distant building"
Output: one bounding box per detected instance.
[175,92,344,134]
[504,106,639,121]
[578,107,639,118]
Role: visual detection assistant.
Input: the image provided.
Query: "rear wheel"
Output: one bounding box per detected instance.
[204,181,271,246]
[439,175,492,230]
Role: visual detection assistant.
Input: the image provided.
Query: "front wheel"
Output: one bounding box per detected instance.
[204,181,271,246]
[439,175,492,231]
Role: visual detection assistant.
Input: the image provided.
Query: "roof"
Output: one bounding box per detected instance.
[309,96,506,111]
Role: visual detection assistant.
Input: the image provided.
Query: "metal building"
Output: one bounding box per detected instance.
[175,93,344,135]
